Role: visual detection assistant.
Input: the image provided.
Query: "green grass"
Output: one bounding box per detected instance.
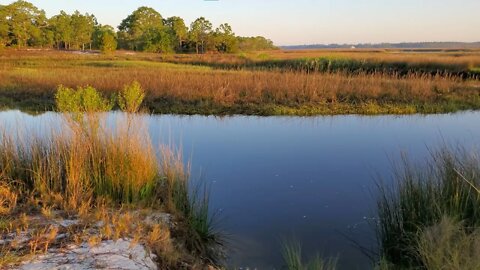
[471,67,480,74]
[166,56,477,78]
[128,99,480,116]
[80,60,212,71]
[376,147,480,268]
[5,95,480,116]
[281,239,338,270]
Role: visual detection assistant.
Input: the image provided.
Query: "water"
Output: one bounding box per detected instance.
[2,110,480,269]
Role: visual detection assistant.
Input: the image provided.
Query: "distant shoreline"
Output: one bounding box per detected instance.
[280,42,480,50]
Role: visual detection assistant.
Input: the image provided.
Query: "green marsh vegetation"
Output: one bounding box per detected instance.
[376,147,480,269]
[0,82,223,268]
[2,50,480,116]
[281,239,338,270]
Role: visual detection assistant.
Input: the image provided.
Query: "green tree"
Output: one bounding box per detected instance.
[165,16,187,52]
[49,11,73,49]
[39,27,54,47]
[0,5,9,48]
[118,7,163,51]
[100,31,117,54]
[4,0,48,47]
[141,27,174,53]
[237,36,277,51]
[189,17,212,54]
[92,25,116,53]
[214,23,238,53]
[71,11,96,50]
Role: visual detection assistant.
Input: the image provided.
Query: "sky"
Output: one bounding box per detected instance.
[2,0,479,46]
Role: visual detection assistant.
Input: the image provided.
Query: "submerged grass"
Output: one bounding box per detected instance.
[281,239,338,270]
[377,147,480,268]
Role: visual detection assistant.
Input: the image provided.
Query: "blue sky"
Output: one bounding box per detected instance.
[2,0,479,45]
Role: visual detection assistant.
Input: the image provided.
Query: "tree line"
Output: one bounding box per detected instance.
[0,0,277,53]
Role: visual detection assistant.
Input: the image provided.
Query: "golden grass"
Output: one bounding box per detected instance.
[0,83,222,268]
[1,49,479,117]
[0,182,17,215]
[1,50,477,109]
[418,216,480,270]
[0,205,186,268]
[0,114,163,208]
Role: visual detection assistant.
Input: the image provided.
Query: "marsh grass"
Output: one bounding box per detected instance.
[0,83,223,267]
[417,215,480,270]
[174,57,478,78]
[281,239,338,270]
[1,50,479,115]
[377,147,480,268]
[184,184,225,265]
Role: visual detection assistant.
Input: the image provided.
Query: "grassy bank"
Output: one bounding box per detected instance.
[377,147,480,269]
[1,50,480,115]
[0,83,222,268]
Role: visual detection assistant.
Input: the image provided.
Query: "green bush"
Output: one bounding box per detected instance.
[118,81,145,113]
[55,85,114,113]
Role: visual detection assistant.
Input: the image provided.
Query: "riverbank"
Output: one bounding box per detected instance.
[0,83,223,269]
[1,49,480,116]
[4,106,480,268]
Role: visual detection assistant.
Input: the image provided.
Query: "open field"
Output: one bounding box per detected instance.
[1,49,480,115]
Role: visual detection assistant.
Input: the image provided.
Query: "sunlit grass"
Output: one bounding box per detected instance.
[0,82,223,267]
[1,49,479,115]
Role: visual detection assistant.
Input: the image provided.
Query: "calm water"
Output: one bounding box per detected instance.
[2,110,480,269]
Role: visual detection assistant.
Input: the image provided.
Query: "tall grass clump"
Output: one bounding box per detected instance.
[0,82,223,265]
[0,84,157,209]
[281,239,338,270]
[377,147,480,268]
[157,147,224,264]
[417,215,480,270]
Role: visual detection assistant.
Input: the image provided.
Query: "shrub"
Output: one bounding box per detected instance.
[118,81,145,113]
[55,85,114,114]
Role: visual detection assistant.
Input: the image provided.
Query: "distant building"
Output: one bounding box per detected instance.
[350,46,356,49]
